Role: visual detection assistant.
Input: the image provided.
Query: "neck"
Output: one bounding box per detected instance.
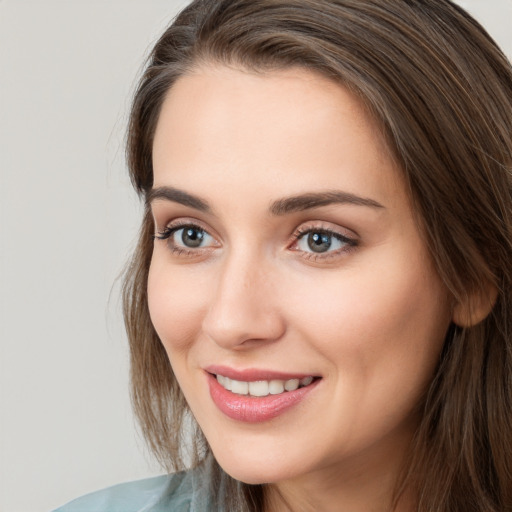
[264,477,415,512]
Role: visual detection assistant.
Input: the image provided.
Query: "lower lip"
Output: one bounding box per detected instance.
[207,373,320,423]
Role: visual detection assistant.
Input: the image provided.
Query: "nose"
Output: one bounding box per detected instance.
[201,250,286,350]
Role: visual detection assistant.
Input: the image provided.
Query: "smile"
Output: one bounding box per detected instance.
[206,369,321,422]
[216,374,314,397]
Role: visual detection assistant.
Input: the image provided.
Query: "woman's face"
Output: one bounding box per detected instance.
[148,66,452,487]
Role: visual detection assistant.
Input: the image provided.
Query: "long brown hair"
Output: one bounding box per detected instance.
[123,1,512,510]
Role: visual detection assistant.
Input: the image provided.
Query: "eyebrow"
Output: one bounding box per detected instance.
[269,191,384,215]
[146,186,384,214]
[146,186,210,212]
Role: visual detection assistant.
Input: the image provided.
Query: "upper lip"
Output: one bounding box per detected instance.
[204,365,320,382]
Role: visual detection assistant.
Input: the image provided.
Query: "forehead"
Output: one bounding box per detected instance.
[151,65,403,210]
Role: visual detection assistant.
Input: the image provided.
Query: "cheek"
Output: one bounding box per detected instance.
[147,257,210,353]
[285,257,451,445]
[287,251,451,384]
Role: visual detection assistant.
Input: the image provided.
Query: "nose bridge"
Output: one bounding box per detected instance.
[202,245,284,348]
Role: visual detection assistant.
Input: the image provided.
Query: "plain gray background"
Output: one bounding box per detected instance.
[0,1,511,511]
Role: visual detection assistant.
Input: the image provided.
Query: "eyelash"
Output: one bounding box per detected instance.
[153,221,214,257]
[153,221,358,261]
[291,225,358,261]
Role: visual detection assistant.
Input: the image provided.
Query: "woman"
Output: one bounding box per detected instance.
[56,0,512,510]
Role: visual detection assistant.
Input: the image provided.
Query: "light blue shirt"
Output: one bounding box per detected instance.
[53,467,215,512]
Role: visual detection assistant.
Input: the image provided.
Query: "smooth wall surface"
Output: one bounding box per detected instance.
[1,1,510,511]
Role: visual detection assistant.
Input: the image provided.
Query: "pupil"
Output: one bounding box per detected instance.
[182,228,204,248]
[308,232,331,253]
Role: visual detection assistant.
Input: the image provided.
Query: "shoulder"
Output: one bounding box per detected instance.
[52,471,197,512]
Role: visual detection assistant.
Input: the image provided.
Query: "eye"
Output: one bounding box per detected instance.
[174,226,210,248]
[153,223,217,252]
[297,230,348,253]
[291,225,358,259]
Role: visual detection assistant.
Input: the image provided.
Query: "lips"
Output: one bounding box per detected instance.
[205,366,321,423]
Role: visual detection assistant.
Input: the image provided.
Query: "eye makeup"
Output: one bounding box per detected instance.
[153,217,359,264]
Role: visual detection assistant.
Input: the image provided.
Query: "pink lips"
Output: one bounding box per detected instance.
[205,366,320,423]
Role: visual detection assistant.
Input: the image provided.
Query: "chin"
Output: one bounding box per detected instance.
[210,447,303,485]
[218,463,287,485]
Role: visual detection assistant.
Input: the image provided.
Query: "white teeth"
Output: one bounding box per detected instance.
[300,376,313,387]
[216,374,315,396]
[248,380,269,397]
[284,378,300,391]
[230,379,249,395]
[217,374,232,390]
[269,380,285,395]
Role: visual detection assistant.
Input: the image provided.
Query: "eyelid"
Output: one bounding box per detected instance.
[288,221,359,259]
[291,221,358,242]
[153,217,221,257]
[153,217,217,239]
[152,216,358,262]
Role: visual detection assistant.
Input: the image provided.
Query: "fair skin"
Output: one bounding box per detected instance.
[148,65,453,511]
